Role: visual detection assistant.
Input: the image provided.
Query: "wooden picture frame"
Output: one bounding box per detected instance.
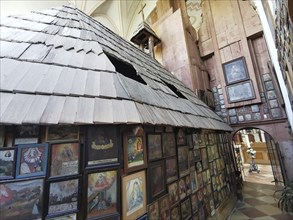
[0,178,44,220]
[170,205,181,220]
[147,201,159,220]
[191,192,198,214]
[159,195,170,220]
[226,81,255,103]
[176,128,186,146]
[122,170,147,220]
[47,213,77,219]
[14,125,39,145]
[162,133,176,157]
[0,126,5,147]
[49,141,80,178]
[123,131,147,173]
[0,147,16,180]
[46,125,79,141]
[147,134,162,161]
[47,177,80,218]
[86,125,119,167]
[87,170,119,219]
[180,198,192,220]
[148,160,166,202]
[168,181,180,206]
[223,57,249,85]
[16,143,48,179]
[178,178,187,200]
[166,156,178,183]
[137,213,148,220]
[177,146,189,177]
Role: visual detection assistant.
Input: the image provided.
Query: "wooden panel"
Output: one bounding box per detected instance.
[40,96,66,124]
[99,72,117,98]
[70,69,87,96]
[75,97,94,124]
[112,99,127,123]
[123,100,141,123]
[36,65,62,94]
[59,97,79,124]
[0,59,32,91]
[15,63,50,93]
[23,95,50,123]
[0,93,14,119]
[93,98,113,124]
[53,67,76,95]
[1,94,35,124]
[85,70,100,97]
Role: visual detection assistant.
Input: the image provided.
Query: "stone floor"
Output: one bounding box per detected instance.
[228,164,292,219]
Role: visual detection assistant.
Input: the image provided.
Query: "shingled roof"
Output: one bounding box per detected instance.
[0,5,232,131]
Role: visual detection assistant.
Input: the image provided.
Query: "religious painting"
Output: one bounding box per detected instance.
[190,170,198,193]
[49,141,79,178]
[123,131,146,173]
[86,126,119,166]
[137,213,148,220]
[176,128,186,145]
[0,178,44,220]
[194,149,201,162]
[226,81,255,103]
[223,57,249,85]
[178,178,187,200]
[16,143,48,178]
[147,134,162,161]
[122,170,146,220]
[166,156,178,183]
[192,133,200,149]
[170,205,180,220]
[0,147,16,180]
[87,170,118,219]
[186,134,193,149]
[178,146,189,177]
[148,160,166,202]
[48,178,79,217]
[201,148,208,170]
[180,198,192,220]
[191,193,198,214]
[185,174,192,195]
[159,195,170,220]
[14,125,39,145]
[148,201,159,220]
[47,213,77,220]
[168,181,179,206]
[189,150,195,170]
[162,133,176,157]
[46,125,79,141]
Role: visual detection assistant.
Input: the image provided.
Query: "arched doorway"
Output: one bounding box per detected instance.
[232,128,285,186]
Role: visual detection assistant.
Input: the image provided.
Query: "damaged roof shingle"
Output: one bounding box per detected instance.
[0,5,232,131]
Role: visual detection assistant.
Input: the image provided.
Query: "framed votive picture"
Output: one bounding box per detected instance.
[223,57,249,85]
[46,125,79,141]
[123,131,146,173]
[226,81,255,103]
[0,178,44,220]
[148,201,159,220]
[87,170,118,219]
[166,156,178,183]
[178,146,189,177]
[14,125,39,145]
[49,141,79,178]
[0,147,16,180]
[162,133,176,157]
[122,170,146,220]
[148,161,166,202]
[16,143,48,178]
[147,134,162,161]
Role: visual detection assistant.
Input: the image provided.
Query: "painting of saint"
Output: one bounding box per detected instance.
[127,136,144,168]
[126,177,143,216]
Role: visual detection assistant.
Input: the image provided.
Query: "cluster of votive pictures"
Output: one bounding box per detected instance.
[146,128,235,220]
[0,125,235,220]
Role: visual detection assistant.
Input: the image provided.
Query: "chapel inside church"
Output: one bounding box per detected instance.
[0,0,292,220]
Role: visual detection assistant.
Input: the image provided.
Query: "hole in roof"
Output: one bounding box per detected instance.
[105,53,147,85]
[162,80,187,99]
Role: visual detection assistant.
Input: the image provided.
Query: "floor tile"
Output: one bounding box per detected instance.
[256,196,278,204]
[228,209,250,219]
[240,207,267,218]
[255,204,283,215]
[244,191,266,197]
[244,198,267,206]
[271,213,293,220]
[252,216,276,220]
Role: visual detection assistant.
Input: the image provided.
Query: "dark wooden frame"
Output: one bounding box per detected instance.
[162,133,176,157]
[16,143,48,179]
[147,200,159,220]
[14,125,39,145]
[177,146,189,177]
[46,176,80,218]
[226,80,255,103]
[0,147,16,180]
[165,156,178,183]
[0,178,44,220]
[48,141,80,179]
[86,169,119,220]
[148,160,166,202]
[147,133,162,161]
[123,131,147,173]
[180,197,192,220]
[85,125,120,168]
[223,57,249,85]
